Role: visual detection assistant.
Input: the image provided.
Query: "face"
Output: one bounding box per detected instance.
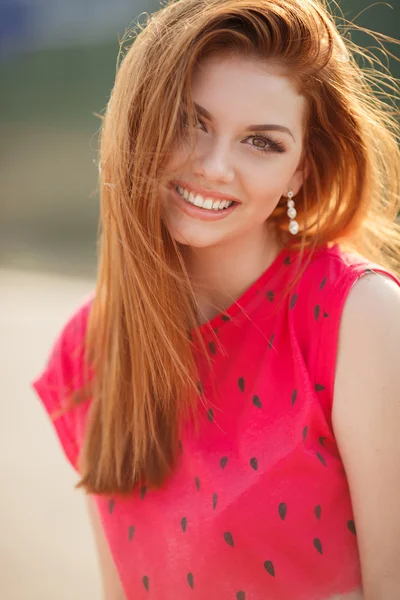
[161,53,307,250]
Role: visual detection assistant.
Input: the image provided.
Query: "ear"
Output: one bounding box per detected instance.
[286,156,309,197]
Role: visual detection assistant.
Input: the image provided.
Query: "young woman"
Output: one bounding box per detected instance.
[32,1,400,599]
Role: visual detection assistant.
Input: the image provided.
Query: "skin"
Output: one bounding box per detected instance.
[332,273,400,600]
[161,52,307,323]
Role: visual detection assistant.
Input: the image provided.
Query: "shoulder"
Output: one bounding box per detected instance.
[40,290,95,395]
[295,243,379,287]
[288,244,400,414]
[31,291,95,472]
[333,270,400,421]
[337,269,400,329]
[292,243,400,331]
[331,272,400,597]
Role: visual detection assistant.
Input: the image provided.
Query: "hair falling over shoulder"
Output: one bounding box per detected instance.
[68,0,400,496]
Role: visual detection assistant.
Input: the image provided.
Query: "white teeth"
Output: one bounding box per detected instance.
[175,185,234,211]
[194,195,203,207]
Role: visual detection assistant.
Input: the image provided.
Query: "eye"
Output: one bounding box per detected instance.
[194,118,207,131]
[245,134,286,154]
[182,112,207,131]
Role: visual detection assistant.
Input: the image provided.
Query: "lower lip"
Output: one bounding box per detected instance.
[170,186,239,221]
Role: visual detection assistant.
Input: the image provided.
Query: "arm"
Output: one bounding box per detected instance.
[332,273,400,600]
[86,496,127,600]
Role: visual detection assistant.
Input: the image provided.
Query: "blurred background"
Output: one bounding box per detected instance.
[1,1,399,599]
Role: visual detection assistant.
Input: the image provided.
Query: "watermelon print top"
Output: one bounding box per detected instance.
[32,243,400,600]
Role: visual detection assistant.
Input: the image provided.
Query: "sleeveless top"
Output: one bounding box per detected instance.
[31,243,400,600]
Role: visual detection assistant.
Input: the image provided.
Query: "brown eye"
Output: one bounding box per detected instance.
[245,134,286,154]
[253,137,269,149]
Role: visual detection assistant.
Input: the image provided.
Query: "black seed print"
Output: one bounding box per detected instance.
[197,381,204,395]
[238,377,245,392]
[319,276,327,290]
[313,538,323,555]
[284,256,292,265]
[319,436,326,447]
[237,592,246,600]
[213,493,218,510]
[209,341,216,355]
[128,525,135,541]
[264,561,275,577]
[316,452,326,467]
[315,505,322,520]
[207,408,214,423]
[302,426,309,441]
[266,290,275,302]
[140,485,147,500]
[348,520,357,535]
[220,456,228,469]
[314,305,321,321]
[224,532,234,547]
[290,294,298,310]
[221,314,231,322]
[213,327,219,335]
[187,573,194,589]
[143,576,149,591]
[324,312,329,318]
[365,268,374,274]
[268,333,275,349]
[315,383,326,392]
[278,502,287,521]
[250,457,258,471]
[108,499,115,515]
[291,389,297,406]
[178,440,183,454]
[252,395,262,409]
[195,477,201,491]
[181,517,187,533]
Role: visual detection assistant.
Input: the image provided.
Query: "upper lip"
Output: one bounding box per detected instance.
[171,180,241,203]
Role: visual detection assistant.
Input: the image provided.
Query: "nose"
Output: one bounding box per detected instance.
[192,138,235,185]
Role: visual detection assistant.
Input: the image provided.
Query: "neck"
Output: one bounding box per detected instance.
[181,223,284,325]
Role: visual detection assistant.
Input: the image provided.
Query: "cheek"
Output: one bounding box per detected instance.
[245,163,287,200]
[165,139,192,173]
[247,153,300,193]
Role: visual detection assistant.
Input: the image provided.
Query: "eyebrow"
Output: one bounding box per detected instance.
[193,102,296,142]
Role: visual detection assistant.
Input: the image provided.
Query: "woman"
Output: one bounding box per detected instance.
[32,0,400,599]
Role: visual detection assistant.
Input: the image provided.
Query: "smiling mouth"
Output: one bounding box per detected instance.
[170,183,239,221]
[173,183,237,211]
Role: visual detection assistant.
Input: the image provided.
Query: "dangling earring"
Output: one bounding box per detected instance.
[287,189,299,235]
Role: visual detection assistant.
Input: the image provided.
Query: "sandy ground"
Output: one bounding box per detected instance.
[1,268,101,599]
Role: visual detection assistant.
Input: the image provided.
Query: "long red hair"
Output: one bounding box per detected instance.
[67,0,400,496]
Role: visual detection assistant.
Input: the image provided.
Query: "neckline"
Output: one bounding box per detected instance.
[191,245,297,336]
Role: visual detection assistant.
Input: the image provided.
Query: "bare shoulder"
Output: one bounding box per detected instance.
[332,272,400,599]
[86,496,127,600]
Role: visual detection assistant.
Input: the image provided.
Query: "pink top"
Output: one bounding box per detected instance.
[32,243,400,600]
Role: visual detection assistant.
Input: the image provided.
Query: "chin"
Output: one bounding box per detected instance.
[166,225,225,249]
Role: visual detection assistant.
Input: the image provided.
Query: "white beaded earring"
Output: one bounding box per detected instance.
[287,189,299,235]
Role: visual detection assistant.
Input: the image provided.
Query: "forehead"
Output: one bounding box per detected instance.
[191,53,307,131]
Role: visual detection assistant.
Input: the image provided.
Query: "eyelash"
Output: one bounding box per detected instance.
[183,116,287,155]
